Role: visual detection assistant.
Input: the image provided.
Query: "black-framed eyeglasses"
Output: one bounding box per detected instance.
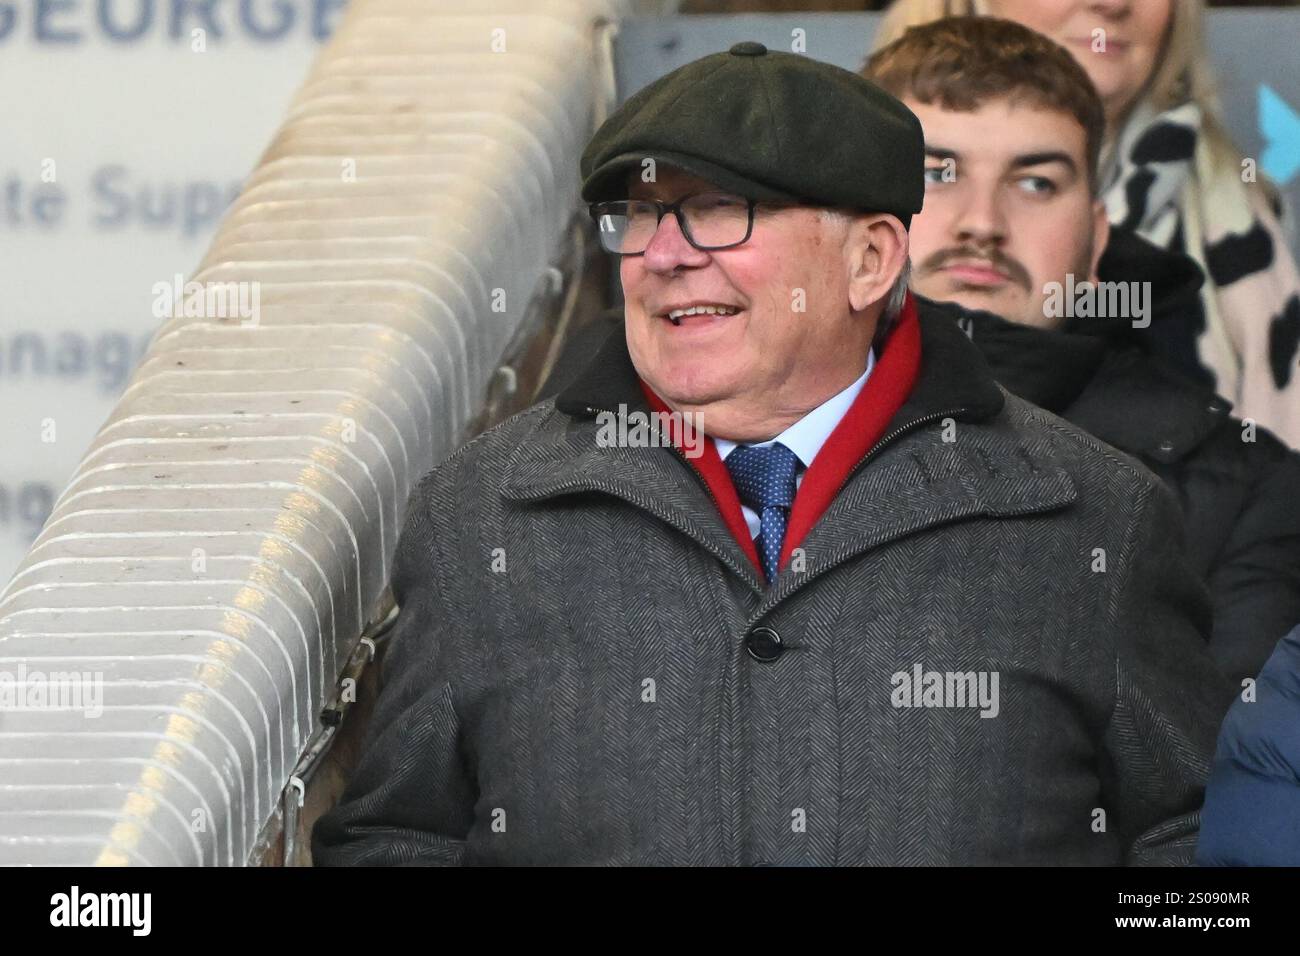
[588,191,760,256]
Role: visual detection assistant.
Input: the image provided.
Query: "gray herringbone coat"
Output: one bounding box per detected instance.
[313,304,1234,866]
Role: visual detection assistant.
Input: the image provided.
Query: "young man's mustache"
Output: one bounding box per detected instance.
[918,247,1033,290]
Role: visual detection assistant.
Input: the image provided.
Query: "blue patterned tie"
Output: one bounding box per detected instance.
[724,442,801,583]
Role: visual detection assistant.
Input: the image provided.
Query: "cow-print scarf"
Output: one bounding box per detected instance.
[1103,99,1300,448]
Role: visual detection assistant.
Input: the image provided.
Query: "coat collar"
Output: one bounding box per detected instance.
[505,297,1076,603]
[947,293,1230,466]
[1051,226,1225,463]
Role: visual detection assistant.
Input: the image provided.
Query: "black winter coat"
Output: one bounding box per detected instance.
[956,231,1300,682]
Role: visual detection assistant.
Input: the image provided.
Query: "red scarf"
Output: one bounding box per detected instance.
[639,292,923,579]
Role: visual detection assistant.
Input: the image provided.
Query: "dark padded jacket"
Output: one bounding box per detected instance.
[960,230,1300,683]
[1197,623,1300,865]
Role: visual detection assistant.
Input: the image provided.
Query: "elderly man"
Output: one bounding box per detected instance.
[864,17,1300,685]
[313,42,1231,866]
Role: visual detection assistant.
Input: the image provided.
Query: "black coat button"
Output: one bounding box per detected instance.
[746,626,783,662]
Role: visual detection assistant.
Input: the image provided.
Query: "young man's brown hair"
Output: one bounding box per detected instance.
[863,16,1106,192]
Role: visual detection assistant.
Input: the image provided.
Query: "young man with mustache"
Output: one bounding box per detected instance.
[865,16,1300,685]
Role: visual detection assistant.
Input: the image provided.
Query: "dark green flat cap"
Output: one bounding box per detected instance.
[580,41,925,226]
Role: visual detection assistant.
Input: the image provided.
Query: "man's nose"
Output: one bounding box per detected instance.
[952,185,1008,247]
[642,210,711,274]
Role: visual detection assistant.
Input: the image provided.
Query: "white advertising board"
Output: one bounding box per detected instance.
[0,0,346,585]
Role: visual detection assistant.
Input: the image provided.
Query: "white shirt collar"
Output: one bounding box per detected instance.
[713,349,875,468]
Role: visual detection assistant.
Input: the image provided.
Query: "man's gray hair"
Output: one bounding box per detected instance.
[875,258,912,345]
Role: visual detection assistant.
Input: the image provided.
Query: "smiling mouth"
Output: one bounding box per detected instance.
[663,304,742,326]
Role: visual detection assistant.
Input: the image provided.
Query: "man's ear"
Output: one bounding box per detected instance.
[1087,200,1111,282]
[847,213,909,313]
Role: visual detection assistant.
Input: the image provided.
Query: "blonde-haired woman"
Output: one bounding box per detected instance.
[874,0,1300,448]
